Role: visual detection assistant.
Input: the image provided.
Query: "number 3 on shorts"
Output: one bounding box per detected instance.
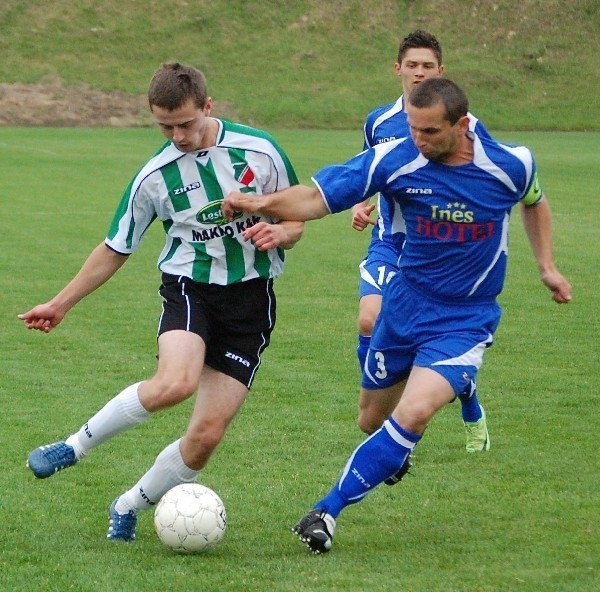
[374,351,387,379]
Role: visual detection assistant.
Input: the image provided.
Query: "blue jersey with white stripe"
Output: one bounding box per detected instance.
[363,97,408,250]
[362,95,494,253]
[314,132,540,301]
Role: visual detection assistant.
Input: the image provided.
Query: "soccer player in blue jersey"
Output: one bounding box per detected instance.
[19,62,303,542]
[223,78,572,554]
[353,31,491,457]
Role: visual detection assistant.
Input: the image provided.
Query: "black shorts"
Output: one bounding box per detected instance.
[157,274,276,388]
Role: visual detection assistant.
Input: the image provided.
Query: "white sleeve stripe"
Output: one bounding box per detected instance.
[366,138,408,193]
[386,152,427,184]
[472,136,518,192]
[310,176,334,213]
[371,96,404,136]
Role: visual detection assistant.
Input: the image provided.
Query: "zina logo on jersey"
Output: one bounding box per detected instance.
[173,181,202,196]
[406,187,433,194]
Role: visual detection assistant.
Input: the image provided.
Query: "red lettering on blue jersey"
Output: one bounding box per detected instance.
[416,217,495,243]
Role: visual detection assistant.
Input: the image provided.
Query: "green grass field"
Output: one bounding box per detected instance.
[1,128,598,592]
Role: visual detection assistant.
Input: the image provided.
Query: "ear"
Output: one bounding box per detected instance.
[393,62,401,76]
[203,97,213,115]
[438,64,445,76]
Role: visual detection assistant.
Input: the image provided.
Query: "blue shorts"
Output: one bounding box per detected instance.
[361,273,501,394]
[358,240,400,298]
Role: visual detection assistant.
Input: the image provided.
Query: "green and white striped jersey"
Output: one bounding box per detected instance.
[106,119,298,285]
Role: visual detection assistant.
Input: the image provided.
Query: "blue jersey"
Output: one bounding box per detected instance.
[314,132,542,302]
[363,96,408,250]
[362,95,493,253]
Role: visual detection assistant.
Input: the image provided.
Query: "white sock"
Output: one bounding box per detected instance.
[66,382,150,458]
[116,438,199,513]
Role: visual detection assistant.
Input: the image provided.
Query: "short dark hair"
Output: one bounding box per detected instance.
[397,30,443,65]
[408,78,468,125]
[148,62,208,111]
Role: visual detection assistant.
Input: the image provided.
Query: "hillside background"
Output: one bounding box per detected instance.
[0,0,598,130]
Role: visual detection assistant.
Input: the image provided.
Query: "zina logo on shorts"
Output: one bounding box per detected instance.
[225,351,251,367]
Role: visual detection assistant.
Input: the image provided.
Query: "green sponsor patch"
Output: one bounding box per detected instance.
[196,200,242,225]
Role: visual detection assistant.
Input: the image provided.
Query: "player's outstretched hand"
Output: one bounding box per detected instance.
[18,303,65,333]
[351,203,376,231]
[223,191,264,221]
[542,270,572,304]
[242,222,288,251]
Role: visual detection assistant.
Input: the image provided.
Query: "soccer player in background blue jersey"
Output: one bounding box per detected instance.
[353,31,492,458]
[223,78,572,554]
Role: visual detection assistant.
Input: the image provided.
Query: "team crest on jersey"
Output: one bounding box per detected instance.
[233,163,255,186]
[196,200,243,226]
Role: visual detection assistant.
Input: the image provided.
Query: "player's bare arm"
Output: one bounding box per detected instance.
[18,243,129,332]
[242,220,304,251]
[351,200,377,231]
[223,185,330,222]
[520,200,572,304]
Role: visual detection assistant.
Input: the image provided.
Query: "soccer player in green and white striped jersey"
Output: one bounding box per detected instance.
[107,105,298,285]
[20,62,303,542]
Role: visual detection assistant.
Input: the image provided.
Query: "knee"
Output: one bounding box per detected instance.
[395,402,436,434]
[142,375,199,411]
[159,377,198,402]
[357,311,376,337]
[358,296,381,336]
[357,409,385,435]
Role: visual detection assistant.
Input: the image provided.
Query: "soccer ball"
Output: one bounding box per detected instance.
[154,483,227,553]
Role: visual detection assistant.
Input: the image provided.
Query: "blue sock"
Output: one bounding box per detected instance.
[458,381,482,422]
[357,334,370,370]
[314,417,420,518]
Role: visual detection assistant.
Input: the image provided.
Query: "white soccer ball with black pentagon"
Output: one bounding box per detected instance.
[154,483,227,553]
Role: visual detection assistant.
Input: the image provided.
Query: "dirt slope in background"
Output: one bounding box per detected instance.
[0,80,238,127]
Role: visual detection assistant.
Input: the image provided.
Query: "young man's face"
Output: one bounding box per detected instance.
[151,98,213,152]
[395,48,444,98]
[406,100,467,163]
